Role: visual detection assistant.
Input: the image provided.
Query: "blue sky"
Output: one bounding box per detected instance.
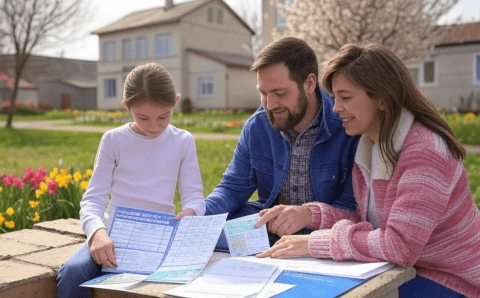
[40,0,479,61]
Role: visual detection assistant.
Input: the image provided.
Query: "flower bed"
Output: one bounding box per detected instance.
[0,167,91,234]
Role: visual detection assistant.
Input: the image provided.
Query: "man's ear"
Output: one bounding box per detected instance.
[304,73,317,95]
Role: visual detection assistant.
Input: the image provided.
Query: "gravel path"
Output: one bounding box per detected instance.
[5,120,240,140]
[5,120,480,152]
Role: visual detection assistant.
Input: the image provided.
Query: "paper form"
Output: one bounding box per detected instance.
[163,258,282,298]
[232,256,395,279]
[100,206,227,283]
[224,213,270,257]
[80,273,148,291]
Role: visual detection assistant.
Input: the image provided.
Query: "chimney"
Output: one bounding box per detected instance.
[165,0,174,10]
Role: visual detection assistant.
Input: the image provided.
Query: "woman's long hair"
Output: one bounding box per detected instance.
[322,44,465,165]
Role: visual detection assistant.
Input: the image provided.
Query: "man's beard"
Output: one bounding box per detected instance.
[266,88,309,132]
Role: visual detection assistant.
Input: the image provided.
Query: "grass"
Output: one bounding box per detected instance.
[0,128,242,214]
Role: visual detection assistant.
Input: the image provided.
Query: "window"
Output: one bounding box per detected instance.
[277,0,293,29]
[198,76,214,98]
[474,54,480,85]
[155,34,173,58]
[136,37,147,59]
[208,7,214,23]
[103,42,116,61]
[422,60,436,85]
[408,67,420,85]
[122,39,133,60]
[104,79,116,98]
[217,9,224,24]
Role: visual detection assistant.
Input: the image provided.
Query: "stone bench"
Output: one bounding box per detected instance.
[0,219,415,298]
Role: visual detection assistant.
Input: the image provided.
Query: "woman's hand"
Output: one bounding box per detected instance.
[256,234,310,258]
[89,228,118,268]
[175,208,196,220]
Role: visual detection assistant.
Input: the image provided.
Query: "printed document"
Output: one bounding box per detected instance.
[100,206,228,283]
[224,213,270,257]
[163,258,283,298]
[233,256,395,279]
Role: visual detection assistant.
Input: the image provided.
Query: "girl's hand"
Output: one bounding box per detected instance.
[256,235,310,258]
[89,228,118,268]
[175,208,196,220]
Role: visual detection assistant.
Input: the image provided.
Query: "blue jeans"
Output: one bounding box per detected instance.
[57,243,103,298]
[399,275,467,298]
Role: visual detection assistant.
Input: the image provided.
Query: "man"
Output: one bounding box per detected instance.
[205,37,359,249]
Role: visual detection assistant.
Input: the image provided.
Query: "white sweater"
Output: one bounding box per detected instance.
[80,123,205,244]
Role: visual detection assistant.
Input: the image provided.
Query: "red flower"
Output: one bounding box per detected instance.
[2,174,13,186]
[30,168,47,188]
[48,180,59,196]
[12,177,26,189]
[23,167,35,181]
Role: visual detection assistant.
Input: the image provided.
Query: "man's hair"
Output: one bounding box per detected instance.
[122,62,177,109]
[251,37,318,88]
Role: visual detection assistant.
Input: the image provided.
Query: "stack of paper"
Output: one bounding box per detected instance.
[163,258,284,298]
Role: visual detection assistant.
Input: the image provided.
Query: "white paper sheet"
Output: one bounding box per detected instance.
[224,213,271,257]
[163,258,282,298]
[80,273,148,290]
[232,256,395,279]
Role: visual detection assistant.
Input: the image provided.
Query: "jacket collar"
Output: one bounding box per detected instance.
[355,108,414,180]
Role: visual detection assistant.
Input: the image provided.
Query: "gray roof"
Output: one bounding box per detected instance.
[92,0,254,35]
[187,48,254,68]
[0,55,97,89]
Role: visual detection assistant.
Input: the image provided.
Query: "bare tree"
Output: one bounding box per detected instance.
[0,0,90,128]
[237,0,263,57]
[274,0,460,65]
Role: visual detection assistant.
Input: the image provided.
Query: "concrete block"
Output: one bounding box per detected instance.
[0,260,54,291]
[0,276,57,298]
[1,228,82,248]
[16,242,84,270]
[34,218,86,239]
[0,240,46,259]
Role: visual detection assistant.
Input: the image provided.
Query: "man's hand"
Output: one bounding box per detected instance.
[254,205,313,236]
[89,228,118,268]
[175,208,196,220]
[256,235,310,258]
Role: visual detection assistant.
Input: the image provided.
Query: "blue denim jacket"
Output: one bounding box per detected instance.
[205,88,359,218]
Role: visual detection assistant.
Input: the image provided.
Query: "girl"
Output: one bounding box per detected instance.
[57,62,205,298]
[257,44,480,297]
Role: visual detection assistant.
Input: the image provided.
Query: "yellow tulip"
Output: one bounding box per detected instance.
[35,189,44,199]
[74,172,82,182]
[33,212,40,222]
[0,214,5,225]
[5,207,14,216]
[80,181,89,191]
[60,168,69,177]
[49,168,58,179]
[40,182,48,191]
[84,169,93,178]
[0,186,2,192]
[5,220,15,229]
[29,200,41,209]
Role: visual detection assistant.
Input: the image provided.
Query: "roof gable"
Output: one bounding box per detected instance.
[92,0,254,36]
[436,21,480,47]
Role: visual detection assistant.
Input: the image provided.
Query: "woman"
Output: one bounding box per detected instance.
[257,44,480,297]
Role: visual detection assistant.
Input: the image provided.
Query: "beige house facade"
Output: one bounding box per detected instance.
[93,0,259,111]
[408,22,480,112]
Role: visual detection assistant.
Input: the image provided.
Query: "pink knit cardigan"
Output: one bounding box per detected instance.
[304,110,480,297]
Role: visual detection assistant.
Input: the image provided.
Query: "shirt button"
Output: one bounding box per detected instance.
[292,186,298,191]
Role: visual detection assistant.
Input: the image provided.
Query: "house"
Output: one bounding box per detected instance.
[262,0,292,48]
[409,21,480,112]
[0,55,97,110]
[92,0,259,111]
[0,72,38,107]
